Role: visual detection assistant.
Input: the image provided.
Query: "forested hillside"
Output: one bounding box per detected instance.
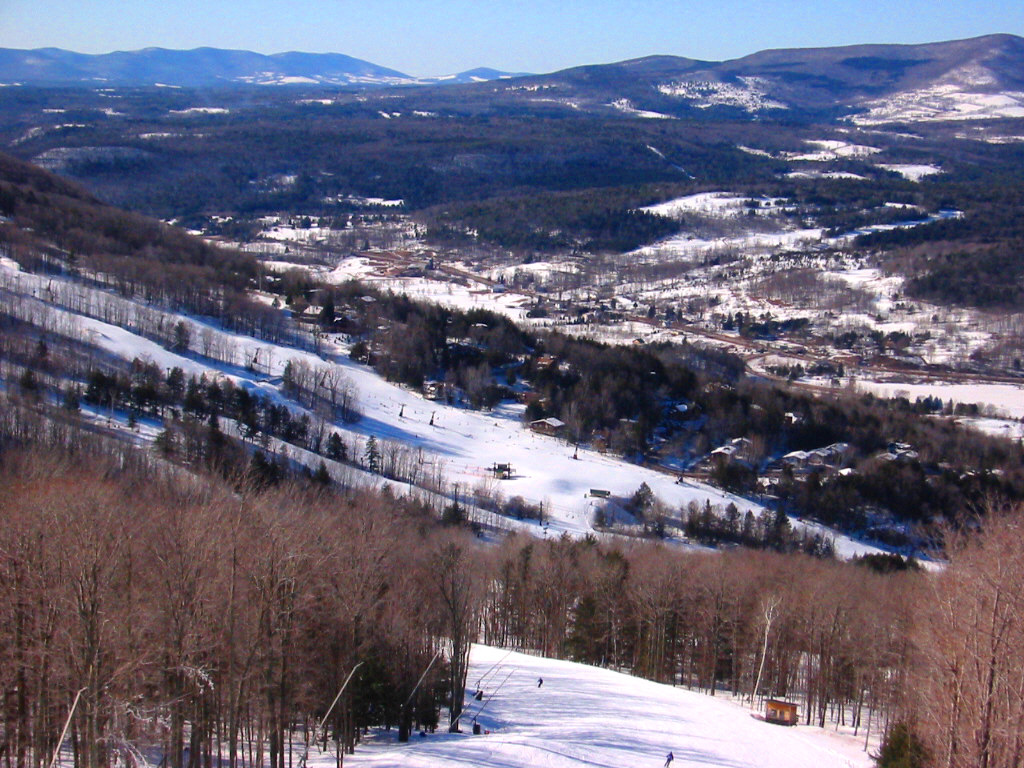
[2,403,1024,768]
[3,145,1024,544]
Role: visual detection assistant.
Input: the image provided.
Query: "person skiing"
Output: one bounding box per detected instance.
[664,752,674,767]
[537,677,543,688]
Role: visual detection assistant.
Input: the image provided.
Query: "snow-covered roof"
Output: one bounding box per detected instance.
[533,417,565,428]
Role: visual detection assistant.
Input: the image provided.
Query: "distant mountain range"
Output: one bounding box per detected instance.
[0,35,1022,124]
[493,34,1024,123]
[0,46,529,88]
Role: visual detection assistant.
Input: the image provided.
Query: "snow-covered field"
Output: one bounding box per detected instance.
[170,106,229,115]
[342,645,874,768]
[786,139,881,162]
[855,379,1024,420]
[631,226,824,262]
[877,163,942,181]
[609,99,673,119]
[640,192,787,219]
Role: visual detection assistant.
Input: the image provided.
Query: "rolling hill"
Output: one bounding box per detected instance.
[486,33,1024,122]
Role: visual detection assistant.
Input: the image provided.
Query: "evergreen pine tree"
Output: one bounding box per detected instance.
[326,432,347,461]
[874,722,927,768]
[313,461,331,486]
[364,435,381,473]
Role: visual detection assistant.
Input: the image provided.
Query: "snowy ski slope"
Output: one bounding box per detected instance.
[342,645,874,768]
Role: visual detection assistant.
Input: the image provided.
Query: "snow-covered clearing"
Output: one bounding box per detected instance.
[258,222,334,244]
[954,416,1024,441]
[877,163,942,181]
[640,192,787,219]
[631,226,824,261]
[968,134,1024,144]
[657,79,787,112]
[343,645,873,768]
[169,107,229,115]
[786,140,881,162]
[609,99,673,119]
[853,83,1024,124]
[787,170,866,180]
[855,379,1024,421]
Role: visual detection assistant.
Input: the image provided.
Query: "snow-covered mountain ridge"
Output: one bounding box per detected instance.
[501,33,1024,123]
[0,46,528,88]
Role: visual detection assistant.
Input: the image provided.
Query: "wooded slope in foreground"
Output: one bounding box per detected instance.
[1,397,1023,768]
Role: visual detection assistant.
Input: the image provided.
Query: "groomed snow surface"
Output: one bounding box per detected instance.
[342,646,873,768]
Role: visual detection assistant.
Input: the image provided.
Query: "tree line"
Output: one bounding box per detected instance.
[0,427,485,768]
[4,390,1024,768]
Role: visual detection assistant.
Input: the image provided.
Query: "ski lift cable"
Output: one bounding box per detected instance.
[299,661,363,768]
[403,650,442,711]
[476,648,515,689]
[467,668,515,722]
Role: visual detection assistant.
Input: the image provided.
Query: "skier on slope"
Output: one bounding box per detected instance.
[664,752,674,767]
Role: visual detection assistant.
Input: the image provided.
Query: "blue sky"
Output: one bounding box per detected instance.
[2,0,1021,76]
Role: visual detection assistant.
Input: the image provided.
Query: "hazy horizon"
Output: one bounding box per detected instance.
[1,0,1021,77]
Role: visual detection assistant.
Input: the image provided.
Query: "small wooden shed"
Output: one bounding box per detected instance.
[765,699,798,726]
[530,417,565,437]
[423,380,445,400]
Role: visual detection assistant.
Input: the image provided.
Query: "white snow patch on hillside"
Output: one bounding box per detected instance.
[657,78,788,112]
[854,83,1024,124]
[877,164,942,181]
[344,645,874,768]
[263,76,319,85]
[640,192,786,219]
[11,126,45,145]
[170,107,229,115]
[633,227,824,261]
[738,145,773,157]
[967,134,1024,144]
[947,62,1000,88]
[787,171,866,180]
[609,99,673,119]
[787,140,881,162]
